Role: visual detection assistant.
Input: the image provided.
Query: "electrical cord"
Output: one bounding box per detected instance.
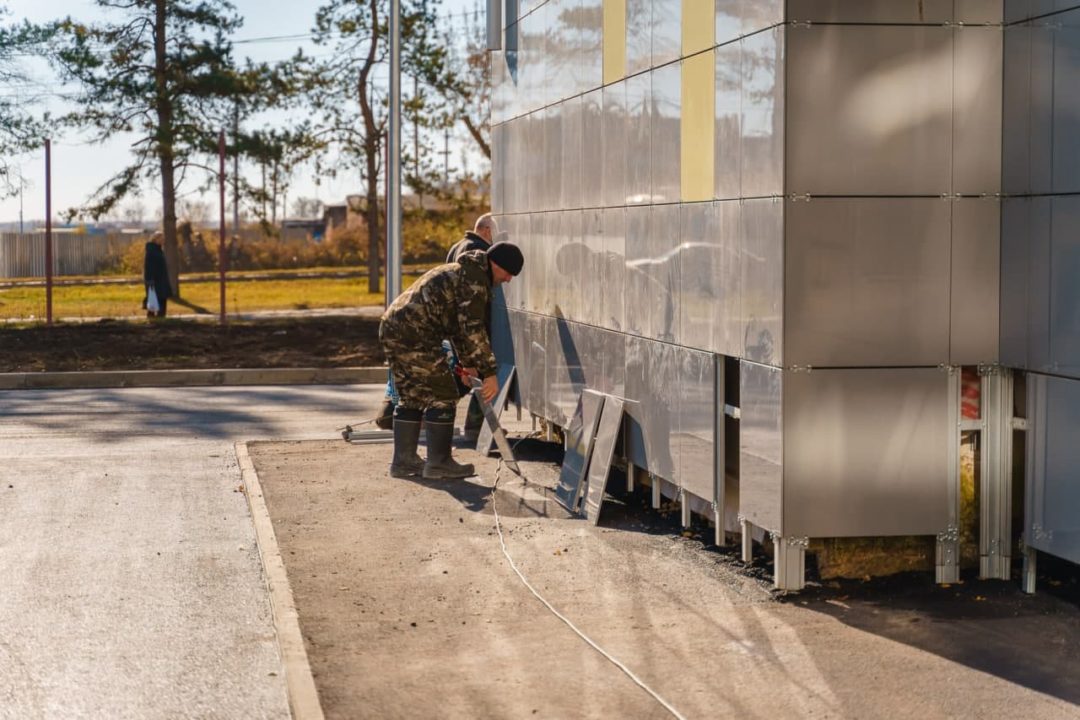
[489,436,689,720]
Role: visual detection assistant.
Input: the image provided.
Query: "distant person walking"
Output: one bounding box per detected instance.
[143,232,173,318]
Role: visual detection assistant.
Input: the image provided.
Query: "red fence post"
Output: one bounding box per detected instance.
[44,138,52,325]
[219,129,227,324]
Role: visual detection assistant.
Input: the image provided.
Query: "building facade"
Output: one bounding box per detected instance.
[488,1,1080,590]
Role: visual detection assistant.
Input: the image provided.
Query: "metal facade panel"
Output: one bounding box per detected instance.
[648,204,681,342]
[676,347,716,502]
[554,211,584,323]
[715,0,741,47]
[623,205,650,337]
[783,368,951,538]
[1029,373,1080,564]
[601,81,628,208]
[744,0,784,35]
[491,298,516,369]
[1002,24,1032,196]
[625,71,652,204]
[1000,198,1030,368]
[955,0,1004,23]
[741,27,785,198]
[581,0,604,91]
[787,0,954,22]
[549,317,582,426]
[545,104,563,212]
[953,27,1003,195]
[645,339,679,481]
[1030,21,1055,195]
[739,361,783,533]
[652,0,681,68]
[741,198,783,366]
[1053,10,1080,193]
[786,24,953,196]
[784,198,951,368]
[601,207,626,332]
[490,123,505,215]
[1050,196,1080,377]
[715,42,742,201]
[623,334,650,468]
[527,111,545,212]
[678,202,712,351]
[580,209,603,326]
[626,0,651,75]
[1028,197,1053,371]
[951,198,1002,365]
[601,326,626,400]
[560,95,583,210]
[527,312,549,415]
[651,63,681,204]
[714,200,744,357]
[581,89,603,209]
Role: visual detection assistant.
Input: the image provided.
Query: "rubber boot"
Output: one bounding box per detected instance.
[374,398,395,430]
[388,407,424,479]
[423,407,475,479]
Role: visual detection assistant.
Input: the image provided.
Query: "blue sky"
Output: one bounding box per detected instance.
[0,0,483,224]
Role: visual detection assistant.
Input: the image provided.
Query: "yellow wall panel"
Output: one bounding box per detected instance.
[682,0,715,56]
[603,0,627,85]
[681,52,715,202]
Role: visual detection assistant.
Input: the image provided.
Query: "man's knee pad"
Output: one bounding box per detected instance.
[423,406,455,424]
[393,406,423,422]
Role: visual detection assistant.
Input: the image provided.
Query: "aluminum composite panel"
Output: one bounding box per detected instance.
[786,24,953,196]
[784,198,951,368]
[784,368,951,538]
[951,198,1001,365]
[1028,373,1080,564]
[739,361,783,533]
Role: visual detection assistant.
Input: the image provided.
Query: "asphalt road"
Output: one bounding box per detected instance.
[0,384,383,719]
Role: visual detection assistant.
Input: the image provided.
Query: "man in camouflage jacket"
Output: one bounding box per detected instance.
[380,241,524,480]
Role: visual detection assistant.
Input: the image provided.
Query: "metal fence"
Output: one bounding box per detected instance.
[0,233,135,278]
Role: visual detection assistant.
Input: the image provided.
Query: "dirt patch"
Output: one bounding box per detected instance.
[0,316,384,372]
[247,415,1080,720]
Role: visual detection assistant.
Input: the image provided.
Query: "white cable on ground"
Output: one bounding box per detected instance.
[490,444,689,720]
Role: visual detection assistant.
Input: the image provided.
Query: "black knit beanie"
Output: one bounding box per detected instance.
[486,241,524,276]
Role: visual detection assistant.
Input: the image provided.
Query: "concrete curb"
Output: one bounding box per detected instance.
[0,366,388,390]
[237,442,326,720]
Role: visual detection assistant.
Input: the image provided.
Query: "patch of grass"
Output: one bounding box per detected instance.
[0,275,422,320]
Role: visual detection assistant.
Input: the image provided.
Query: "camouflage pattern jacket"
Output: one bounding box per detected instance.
[381,250,497,377]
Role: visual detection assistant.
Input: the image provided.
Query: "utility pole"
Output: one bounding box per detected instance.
[232,103,240,237]
[387,0,402,305]
[414,73,421,209]
[18,167,24,234]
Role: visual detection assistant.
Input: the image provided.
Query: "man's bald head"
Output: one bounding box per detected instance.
[474,213,498,243]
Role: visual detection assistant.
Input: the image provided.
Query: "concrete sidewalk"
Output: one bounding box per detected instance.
[248,420,1080,720]
[0,384,383,719]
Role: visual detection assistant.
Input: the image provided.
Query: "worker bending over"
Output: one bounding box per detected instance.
[379,241,524,480]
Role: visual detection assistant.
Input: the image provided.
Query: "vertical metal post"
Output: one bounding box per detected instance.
[937,366,961,584]
[44,138,53,326]
[740,518,752,563]
[651,473,661,509]
[680,490,691,528]
[626,460,635,492]
[218,130,227,324]
[715,355,726,546]
[487,0,503,50]
[386,0,403,306]
[980,367,1013,580]
[232,104,240,236]
[1023,373,1047,594]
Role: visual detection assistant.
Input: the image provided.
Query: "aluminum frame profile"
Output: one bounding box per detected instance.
[979,366,1014,580]
[936,366,962,585]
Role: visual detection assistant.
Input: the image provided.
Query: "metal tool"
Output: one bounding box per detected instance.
[456,367,520,474]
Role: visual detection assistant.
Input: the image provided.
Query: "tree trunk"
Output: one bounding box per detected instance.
[359,0,382,295]
[153,0,180,298]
